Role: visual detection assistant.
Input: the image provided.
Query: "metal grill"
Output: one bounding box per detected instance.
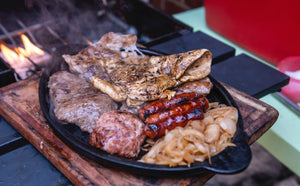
[0,0,191,86]
[0,4,131,81]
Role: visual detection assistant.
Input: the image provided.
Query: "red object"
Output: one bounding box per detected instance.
[205,0,300,66]
[278,56,300,103]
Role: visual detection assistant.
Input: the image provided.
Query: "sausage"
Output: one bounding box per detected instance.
[144,96,209,124]
[144,108,204,138]
[138,92,199,120]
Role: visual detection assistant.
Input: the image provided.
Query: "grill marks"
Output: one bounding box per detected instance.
[62,32,212,106]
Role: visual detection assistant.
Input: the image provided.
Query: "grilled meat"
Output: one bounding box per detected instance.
[139,94,209,138]
[174,77,212,95]
[90,110,146,158]
[138,92,199,121]
[63,32,212,106]
[48,71,118,133]
[119,101,140,115]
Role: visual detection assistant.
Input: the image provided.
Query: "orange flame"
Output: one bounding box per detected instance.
[0,34,44,63]
[0,34,46,79]
[0,44,27,65]
[17,34,45,56]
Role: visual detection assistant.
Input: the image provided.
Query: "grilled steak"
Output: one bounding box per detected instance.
[48,71,118,133]
[63,32,212,106]
[90,110,146,158]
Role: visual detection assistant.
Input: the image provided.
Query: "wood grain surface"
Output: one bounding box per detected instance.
[0,73,278,185]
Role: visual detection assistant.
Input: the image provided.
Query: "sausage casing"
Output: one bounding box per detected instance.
[138,92,198,120]
[144,108,205,138]
[144,96,208,124]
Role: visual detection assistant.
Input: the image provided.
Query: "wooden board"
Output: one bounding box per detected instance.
[0,73,278,185]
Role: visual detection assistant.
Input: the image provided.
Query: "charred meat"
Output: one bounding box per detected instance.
[63,32,212,106]
[90,110,146,158]
[48,71,118,133]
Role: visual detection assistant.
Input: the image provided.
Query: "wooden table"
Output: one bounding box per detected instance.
[0,73,278,185]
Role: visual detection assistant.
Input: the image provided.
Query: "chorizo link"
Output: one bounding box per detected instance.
[144,108,204,138]
[138,92,198,120]
[144,96,209,124]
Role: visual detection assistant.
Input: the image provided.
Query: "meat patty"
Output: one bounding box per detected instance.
[48,71,118,133]
[89,110,146,158]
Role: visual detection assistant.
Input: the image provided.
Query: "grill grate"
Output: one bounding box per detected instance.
[0,1,128,82]
[0,0,192,86]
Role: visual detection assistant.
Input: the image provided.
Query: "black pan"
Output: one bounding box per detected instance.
[39,45,251,177]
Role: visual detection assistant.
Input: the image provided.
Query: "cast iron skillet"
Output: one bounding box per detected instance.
[39,44,251,177]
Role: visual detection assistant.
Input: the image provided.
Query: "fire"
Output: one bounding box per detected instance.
[0,34,47,79]
[0,44,27,65]
[17,34,45,57]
